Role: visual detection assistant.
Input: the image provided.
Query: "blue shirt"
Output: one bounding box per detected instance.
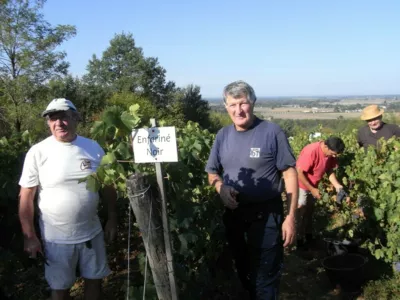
[205,117,296,201]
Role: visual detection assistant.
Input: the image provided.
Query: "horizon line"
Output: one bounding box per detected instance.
[204,94,400,100]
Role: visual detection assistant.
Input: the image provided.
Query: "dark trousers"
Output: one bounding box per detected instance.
[223,199,284,300]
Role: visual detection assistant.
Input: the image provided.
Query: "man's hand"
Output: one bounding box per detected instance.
[310,188,321,199]
[24,235,42,258]
[282,215,296,247]
[219,184,239,210]
[105,217,117,242]
[335,185,344,193]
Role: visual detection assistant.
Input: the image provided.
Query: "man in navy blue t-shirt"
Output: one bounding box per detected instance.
[206,81,298,300]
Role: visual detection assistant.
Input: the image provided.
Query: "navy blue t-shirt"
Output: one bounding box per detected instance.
[205,117,296,201]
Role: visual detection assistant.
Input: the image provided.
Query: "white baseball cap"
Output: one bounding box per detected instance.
[42,98,77,117]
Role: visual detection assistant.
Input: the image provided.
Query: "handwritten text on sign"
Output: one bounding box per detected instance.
[132,127,178,163]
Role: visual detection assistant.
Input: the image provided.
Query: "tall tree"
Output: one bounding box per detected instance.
[0,106,10,136]
[86,33,175,107]
[48,76,108,124]
[173,84,210,128]
[108,91,158,125]
[0,0,76,132]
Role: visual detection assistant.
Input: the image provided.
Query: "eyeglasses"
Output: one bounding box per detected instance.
[47,113,71,122]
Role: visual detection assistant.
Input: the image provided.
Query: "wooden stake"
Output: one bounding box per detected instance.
[151,118,179,300]
[127,174,171,300]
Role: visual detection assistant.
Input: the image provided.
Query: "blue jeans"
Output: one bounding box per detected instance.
[223,200,284,300]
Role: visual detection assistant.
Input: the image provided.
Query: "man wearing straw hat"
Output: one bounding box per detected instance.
[357,104,400,149]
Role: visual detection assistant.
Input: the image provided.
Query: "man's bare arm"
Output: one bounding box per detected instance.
[328,171,343,191]
[282,167,298,217]
[208,173,223,194]
[281,167,298,247]
[297,166,321,199]
[296,167,314,192]
[19,186,42,257]
[19,186,38,238]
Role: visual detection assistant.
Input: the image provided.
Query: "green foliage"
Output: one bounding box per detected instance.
[383,113,400,126]
[47,76,108,124]
[108,92,158,125]
[85,105,142,197]
[86,32,175,107]
[0,106,11,136]
[157,100,187,128]
[91,105,141,148]
[162,122,225,297]
[0,0,76,132]
[0,132,34,296]
[275,119,298,137]
[208,111,232,133]
[89,104,400,294]
[87,101,224,297]
[363,273,400,300]
[0,132,32,208]
[343,137,400,262]
[292,128,400,264]
[289,130,311,157]
[172,85,211,129]
[274,118,365,136]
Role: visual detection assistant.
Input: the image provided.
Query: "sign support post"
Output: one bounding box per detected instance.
[150,118,178,300]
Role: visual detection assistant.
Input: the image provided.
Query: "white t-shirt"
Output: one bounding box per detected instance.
[19,135,105,244]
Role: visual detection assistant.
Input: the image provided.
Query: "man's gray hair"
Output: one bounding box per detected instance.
[223,80,257,105]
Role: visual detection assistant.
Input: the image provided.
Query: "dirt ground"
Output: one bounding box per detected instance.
[8,200,383,300]
[10,239,376,300]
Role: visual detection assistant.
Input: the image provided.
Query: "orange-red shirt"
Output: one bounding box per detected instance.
[296,141,337,190]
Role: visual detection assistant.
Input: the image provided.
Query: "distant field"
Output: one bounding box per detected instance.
[338,98,388,105]
[254,107,360,120]
[209,96,400,120]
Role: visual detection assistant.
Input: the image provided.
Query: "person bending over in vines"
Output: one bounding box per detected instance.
[296,136,345,249]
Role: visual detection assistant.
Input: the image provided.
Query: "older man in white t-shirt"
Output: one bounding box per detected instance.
[19,98,117,300]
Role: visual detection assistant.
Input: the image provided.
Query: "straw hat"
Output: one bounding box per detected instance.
[360,105,384,121]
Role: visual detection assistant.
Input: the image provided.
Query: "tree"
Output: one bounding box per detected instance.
[208,111,232,133]
[48,76,108,124]
[0,0,76,132]
[86,33,175,107]
[159,99,186,128]
[108,91,158,125]
[172,84,210,128]
[0,106,10,136]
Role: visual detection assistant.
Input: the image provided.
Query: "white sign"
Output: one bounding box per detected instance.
[132,127,178,163]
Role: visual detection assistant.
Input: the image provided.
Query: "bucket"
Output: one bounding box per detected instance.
[322,253,368,292]
[323,238,359,256]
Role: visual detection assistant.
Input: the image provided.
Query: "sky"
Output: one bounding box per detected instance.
[42,0,400,98]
